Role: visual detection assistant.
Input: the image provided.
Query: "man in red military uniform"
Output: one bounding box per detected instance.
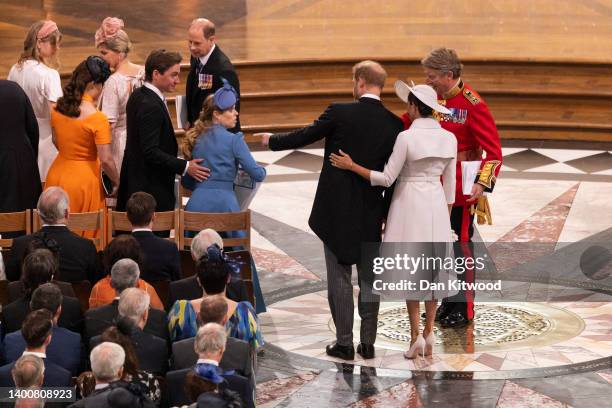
[403,48,502,328]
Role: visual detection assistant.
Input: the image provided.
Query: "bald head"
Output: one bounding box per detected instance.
[189,18,216,58]
[37,187,69,225]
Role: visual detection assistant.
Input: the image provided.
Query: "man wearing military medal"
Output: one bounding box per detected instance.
[402,48,503,328]
[186,18,241,132]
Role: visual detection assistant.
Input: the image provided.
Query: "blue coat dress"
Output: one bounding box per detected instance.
[182,124,267,312]
[183,124,266,213]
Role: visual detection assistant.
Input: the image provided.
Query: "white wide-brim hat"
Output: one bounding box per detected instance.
[394,80,451,114]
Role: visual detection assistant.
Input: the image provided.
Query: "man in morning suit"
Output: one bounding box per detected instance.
[186,18,240,132]
[259,61,403,360]
[116,49,209,213]
[126,192,181,282]
[6,187,100,283]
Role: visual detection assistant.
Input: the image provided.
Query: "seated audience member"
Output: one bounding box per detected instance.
[90,288,168,374]
[78,324,161,402]
[2,249,82,334]
[89,234,164,310]
[7,234,76,302]
[3,283,81,375]
[172,295,253,377]
[168,228,248,307]
[166,323,253,407]
[6,187,101,283]
[0,310,71,387]
[168,245,263,349]
[11,354,45,408]
[69,342,156,408]
[85,259,168,342]
[126,191,181,282]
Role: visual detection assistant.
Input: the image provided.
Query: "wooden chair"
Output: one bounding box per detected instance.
[226,250,255,307]
[0,210,31,249]
[71,280,92,312]
[178,185,192,209]
[179,210,251,251]
[106,210,180,246]
[33,209,105,250]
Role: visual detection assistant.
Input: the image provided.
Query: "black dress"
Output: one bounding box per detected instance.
[0,80,42,212]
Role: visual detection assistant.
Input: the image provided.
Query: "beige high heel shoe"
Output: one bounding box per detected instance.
[403,334,426,359]
[424,332,436,357]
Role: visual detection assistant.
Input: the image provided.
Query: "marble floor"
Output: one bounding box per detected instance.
[248,140,612,407]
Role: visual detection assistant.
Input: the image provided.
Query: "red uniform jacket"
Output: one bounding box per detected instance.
[401,80,502,206]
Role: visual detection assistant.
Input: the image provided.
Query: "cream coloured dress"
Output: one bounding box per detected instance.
[98,69,144,172]
[370,117,458,300]
[8,60,63,181]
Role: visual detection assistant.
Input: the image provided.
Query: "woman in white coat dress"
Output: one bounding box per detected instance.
[330,82,457,359]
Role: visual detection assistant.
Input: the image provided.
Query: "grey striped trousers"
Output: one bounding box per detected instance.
[324,245,380,346]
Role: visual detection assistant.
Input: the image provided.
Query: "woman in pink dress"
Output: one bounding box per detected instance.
[95,17,144,175]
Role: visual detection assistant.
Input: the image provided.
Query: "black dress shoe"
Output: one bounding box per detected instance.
[356,343,375,359]
[439,312,472,328]
[326,342,355,360]
[421,304,451,322]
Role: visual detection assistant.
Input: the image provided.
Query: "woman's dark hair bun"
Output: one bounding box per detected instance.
[86,55,111,84]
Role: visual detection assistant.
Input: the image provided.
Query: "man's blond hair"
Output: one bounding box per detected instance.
[352,60,387,89]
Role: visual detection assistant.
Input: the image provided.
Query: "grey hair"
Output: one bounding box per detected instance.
[11,354,45,388]
[191,228,224,260]
[110,258,140,294]
[37,187,69,225]
[190,18,215,38]
[194,323,226,356]
[118,287,150,325]
[90,342,125,382]
[421,47,463,79]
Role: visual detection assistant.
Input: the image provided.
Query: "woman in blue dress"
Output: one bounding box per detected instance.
[182,81,267,313]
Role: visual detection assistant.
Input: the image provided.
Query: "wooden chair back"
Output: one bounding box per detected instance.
[179,210,251,251]
[178,185,192,209]
[107,210,179,245]
[0,210,31,248]
[226,250,255,307]
[33,209,105,250]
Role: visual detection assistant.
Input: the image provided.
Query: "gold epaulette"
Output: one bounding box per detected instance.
[463,88,480,105]
[471,196,493,225]
[476,160,501,190]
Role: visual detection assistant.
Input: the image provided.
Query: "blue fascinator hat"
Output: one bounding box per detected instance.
[213,78,237,110]
[194,363,235,384]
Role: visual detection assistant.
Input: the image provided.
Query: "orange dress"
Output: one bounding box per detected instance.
[47,105,110,238]
[88,276,165,310]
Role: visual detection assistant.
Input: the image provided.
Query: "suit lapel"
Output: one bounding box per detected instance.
[142,86,172,124]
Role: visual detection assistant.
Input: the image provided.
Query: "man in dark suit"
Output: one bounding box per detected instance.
[125,192,181,281]
[90,287,168,375]
[260,61,403,360]
[84,259,168,342]
[6,187,101,283]
[69,342,156,408]
[116,49,209,212]
[172,295,252,377]
[0,310,71,387]
[2,249,82,334]
[3,283,81,375]
[165,323,254,407]
[186,18,240,132]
